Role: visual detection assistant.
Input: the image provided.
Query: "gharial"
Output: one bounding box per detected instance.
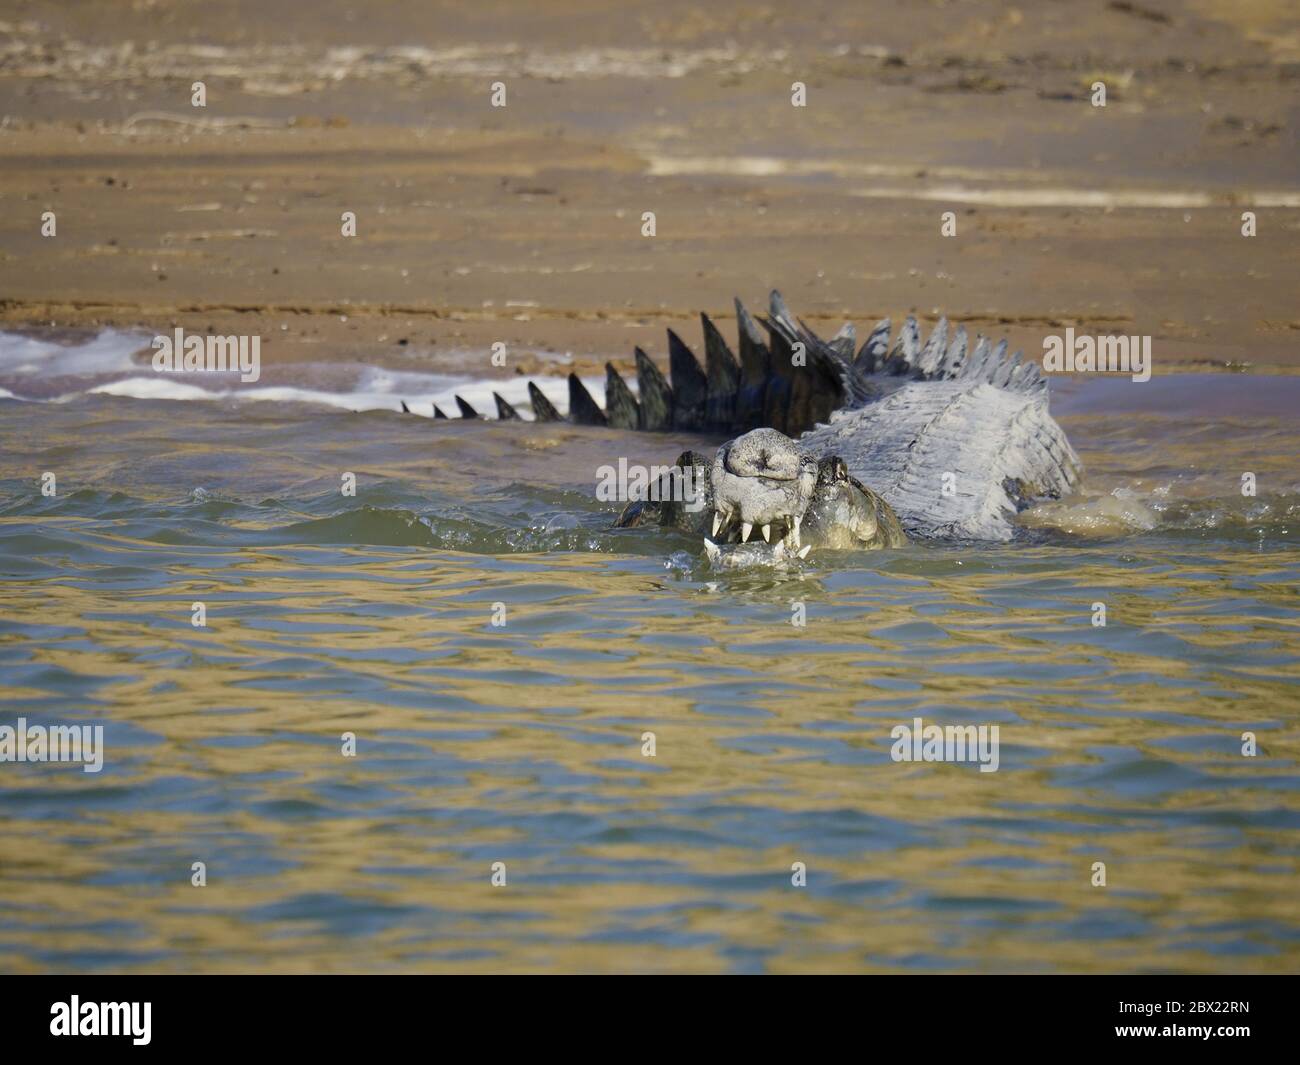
[409,290,1081,562]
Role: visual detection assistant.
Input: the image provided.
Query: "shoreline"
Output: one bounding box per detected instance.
[2,0,1297,376]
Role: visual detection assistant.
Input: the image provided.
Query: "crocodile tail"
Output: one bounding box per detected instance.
[412,290,1048,435]
[415,290,848,436]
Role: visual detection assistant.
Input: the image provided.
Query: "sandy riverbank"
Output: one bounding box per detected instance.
[1,0,1296,378]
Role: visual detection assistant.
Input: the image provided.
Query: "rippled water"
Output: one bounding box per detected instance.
[1,361,1297,973]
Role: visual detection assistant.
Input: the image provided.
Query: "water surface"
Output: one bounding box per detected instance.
[0,343,1297,974]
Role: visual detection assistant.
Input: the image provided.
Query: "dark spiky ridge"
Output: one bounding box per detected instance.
[527,382,562,422]
[603,362,639,429]
[635,347,671,431]
[567,373,607,426]
[410,291,1045,437]
[494,392,521,420]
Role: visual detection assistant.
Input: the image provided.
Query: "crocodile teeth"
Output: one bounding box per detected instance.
[792,515,802,549]
[703,538,721,563]
[761,524,771,543]
[773,540,787,558]
[712,512,723,537]
[741,522,753,542]
[797,545,812,559]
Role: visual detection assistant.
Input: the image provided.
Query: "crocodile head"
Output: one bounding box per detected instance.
[708,428,818,556]
[616,428,907,563]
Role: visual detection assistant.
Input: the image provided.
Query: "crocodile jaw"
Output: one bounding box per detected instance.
[708,428,818,555]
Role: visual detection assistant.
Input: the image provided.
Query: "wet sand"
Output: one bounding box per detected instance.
[0,0,1297,380]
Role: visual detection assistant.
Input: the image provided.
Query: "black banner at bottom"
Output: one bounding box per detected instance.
[1,975,1291,1052]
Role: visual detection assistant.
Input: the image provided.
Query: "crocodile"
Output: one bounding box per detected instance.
[425,290,1081,558]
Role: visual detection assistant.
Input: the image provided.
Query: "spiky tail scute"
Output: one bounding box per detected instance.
[436,290,1048,440]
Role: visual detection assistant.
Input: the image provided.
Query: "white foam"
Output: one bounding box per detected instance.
[0,329,148,377]
[1,329,612,420]
[88,368,610,419]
